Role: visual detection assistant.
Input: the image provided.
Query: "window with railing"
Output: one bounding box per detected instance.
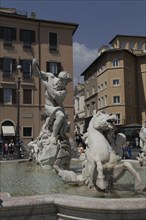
[0,58,16,77]
[20,59,32,79]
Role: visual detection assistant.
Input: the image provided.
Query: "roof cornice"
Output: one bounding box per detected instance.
[0,11,79,35]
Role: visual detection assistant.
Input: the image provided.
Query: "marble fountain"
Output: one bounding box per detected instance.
[0,59,146,220]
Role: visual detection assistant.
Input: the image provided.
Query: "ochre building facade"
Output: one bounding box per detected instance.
[81,35,146,130]
[0,8,78,144]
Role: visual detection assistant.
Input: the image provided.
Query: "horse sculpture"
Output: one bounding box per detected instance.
[81,111,144,191]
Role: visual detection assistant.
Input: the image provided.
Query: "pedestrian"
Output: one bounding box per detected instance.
[3,141,8,160]
[122,141,132,159]
[8,139,15,159]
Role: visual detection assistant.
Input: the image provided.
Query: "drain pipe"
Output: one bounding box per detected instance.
[38,22,41,111]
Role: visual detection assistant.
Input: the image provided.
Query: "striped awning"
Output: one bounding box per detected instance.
[2,126,15,136]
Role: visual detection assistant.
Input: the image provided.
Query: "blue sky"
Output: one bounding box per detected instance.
[1,0,146,84]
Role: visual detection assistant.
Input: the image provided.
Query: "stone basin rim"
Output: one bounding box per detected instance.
[1,193,146,210]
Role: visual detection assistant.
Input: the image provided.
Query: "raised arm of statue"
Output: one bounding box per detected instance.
[32,58,53,81]
[32,58,42,78]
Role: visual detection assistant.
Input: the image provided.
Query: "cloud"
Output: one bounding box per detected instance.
[73,42,98,85]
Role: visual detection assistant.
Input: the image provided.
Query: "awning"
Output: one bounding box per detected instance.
[2,126,15,136]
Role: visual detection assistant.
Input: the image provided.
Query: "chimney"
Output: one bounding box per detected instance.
[31,11,36,18]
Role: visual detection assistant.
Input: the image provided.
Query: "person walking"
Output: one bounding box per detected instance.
[3,141,8,160]
[8,139,15,159]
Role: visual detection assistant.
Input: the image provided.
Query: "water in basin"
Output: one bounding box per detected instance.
[0,159,146,198]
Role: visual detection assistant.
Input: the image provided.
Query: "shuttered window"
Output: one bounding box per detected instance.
[49,32,58,51]
[46,62,62,76]
[0,26,16,46]
[23,89,32,104]
[0,58,16,77]
[20,59,32,79]
[20,29,35,48]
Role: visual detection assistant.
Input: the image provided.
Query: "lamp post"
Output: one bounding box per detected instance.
[15,65,22,158]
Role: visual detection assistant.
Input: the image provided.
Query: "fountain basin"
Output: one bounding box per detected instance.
[0,159,146,220]
[1,193,146,220]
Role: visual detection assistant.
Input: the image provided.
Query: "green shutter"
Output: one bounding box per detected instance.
[12,89,16,104]
[0,88,4,103]
[12,28,16,41]
[0,58,3,70]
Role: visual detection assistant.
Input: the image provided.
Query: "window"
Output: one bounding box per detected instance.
[4,88,12,104]
[98,98,101,108]
[49,32,58,52]
[0,26,16,46]
[92,102,96,115]
[46,62,62,76]
[129,41,134,49]
[20,29,35,48]
[92,86,95,94]
[120,41,126,49]
[137,42,143,50]
[0,88,16,104]
[101,97,104,107]
[112,59,119,67]
[23,89,32,104]
[113,96,120,104]
[113,79,120,86]
[97,86,100,92]
[4,58,12,76]
[104,81,107,89]
[23,127,32,137]
[0,58,16,77]
[105,95,107,106]
[86,90,89,98]
[115,113,120,124]
[86,104,90,117]
[20,60,32,79]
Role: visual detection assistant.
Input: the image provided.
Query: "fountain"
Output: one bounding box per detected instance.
[0,59,146,220]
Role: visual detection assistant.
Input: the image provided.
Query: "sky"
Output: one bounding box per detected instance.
[0,0,146,85]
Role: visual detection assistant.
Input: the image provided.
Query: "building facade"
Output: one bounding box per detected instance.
[74,83,85,134]
[0,8,78,144]
[81,35,146,130]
